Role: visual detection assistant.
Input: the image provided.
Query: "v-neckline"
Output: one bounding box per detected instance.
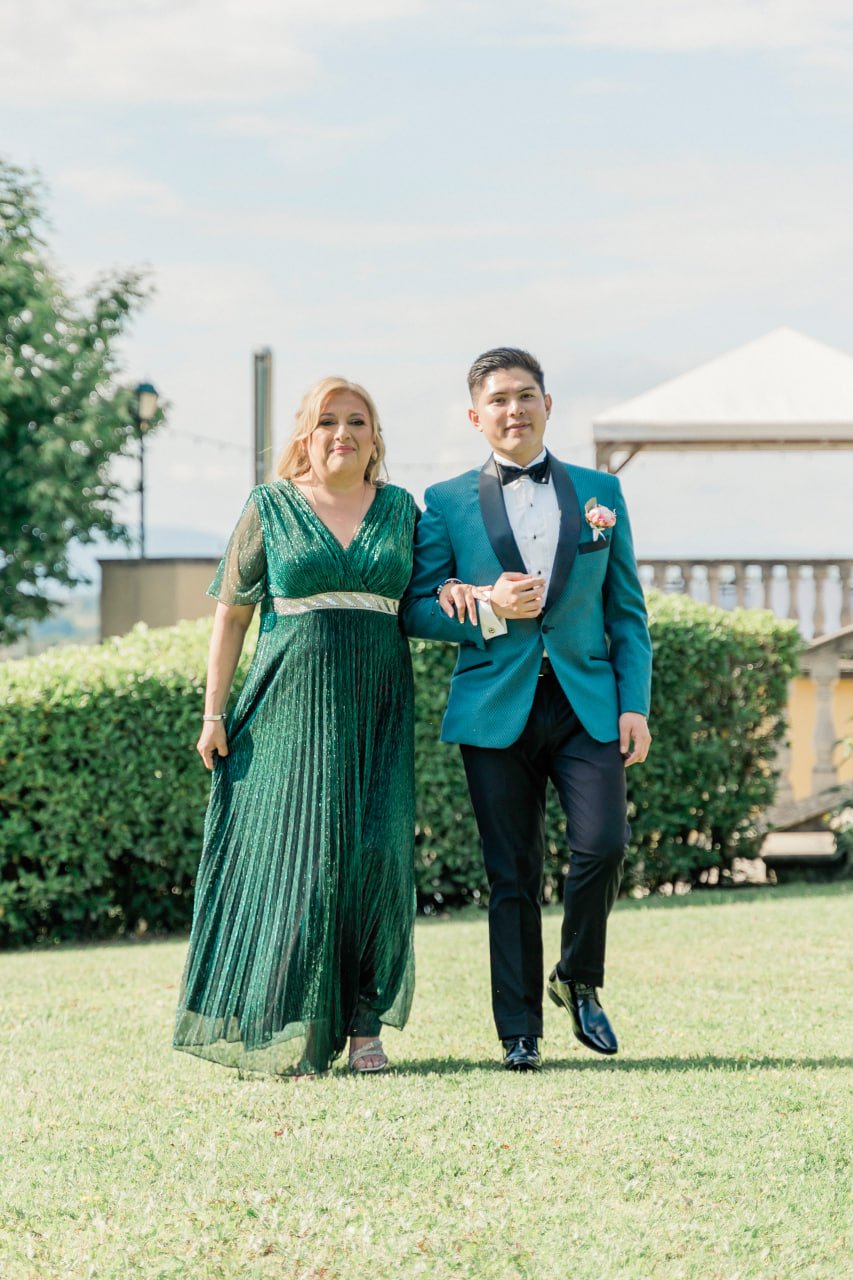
[280,479,381,553]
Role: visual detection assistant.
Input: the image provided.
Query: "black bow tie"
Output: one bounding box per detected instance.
[496,456,550,486]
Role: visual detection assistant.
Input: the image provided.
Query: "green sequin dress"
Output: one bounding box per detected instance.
[173,480,417,1076]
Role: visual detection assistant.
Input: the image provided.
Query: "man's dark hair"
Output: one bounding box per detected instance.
[467,347,546,399]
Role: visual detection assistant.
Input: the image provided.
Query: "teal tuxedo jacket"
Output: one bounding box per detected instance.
[400,455,652,748]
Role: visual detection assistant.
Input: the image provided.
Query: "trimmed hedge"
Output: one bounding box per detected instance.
[0,594,800,945]
[625,592,801,887]
[0,623,250,946]
[413,592,802,904]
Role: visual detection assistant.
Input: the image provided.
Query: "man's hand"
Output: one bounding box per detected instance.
[619,713,651,767]
[489,572,545,620]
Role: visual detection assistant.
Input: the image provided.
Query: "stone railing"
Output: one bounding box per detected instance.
[769,625,853,827]
[638,558,853,640]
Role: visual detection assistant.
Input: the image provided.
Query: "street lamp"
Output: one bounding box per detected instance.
[134,381,159,558]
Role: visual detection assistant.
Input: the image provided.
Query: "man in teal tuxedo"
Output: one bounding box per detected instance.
[401,348,652,1071]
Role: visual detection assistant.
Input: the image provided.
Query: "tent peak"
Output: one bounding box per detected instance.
[594,328,853,434]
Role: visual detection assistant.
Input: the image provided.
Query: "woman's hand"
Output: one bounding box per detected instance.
[197,720,229,771]
[197,601,255,771]
[439,580,481,624]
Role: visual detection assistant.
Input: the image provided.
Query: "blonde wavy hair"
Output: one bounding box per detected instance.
[275,376,386,485]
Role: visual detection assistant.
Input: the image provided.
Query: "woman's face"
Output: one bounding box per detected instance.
[305,390,375,484]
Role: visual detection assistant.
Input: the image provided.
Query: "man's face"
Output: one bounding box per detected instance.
[468,366,552,466]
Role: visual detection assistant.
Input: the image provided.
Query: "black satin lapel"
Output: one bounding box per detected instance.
[544,459,582,611]
[478,457,527,574]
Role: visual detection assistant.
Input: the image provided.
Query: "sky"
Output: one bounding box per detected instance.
[4,0,853,565]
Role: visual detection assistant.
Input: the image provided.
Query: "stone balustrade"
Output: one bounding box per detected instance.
[770,625,853,824]
[640,560,853,824]
[638,558,853,640]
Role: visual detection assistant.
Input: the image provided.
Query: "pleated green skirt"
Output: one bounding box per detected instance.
[174,482,416,1075]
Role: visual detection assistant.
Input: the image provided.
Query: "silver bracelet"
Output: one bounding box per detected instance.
[202,713,227,722]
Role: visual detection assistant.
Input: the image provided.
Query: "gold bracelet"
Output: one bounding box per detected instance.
[202,713,226,722]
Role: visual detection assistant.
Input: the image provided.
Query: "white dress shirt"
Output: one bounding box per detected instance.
[478,448,560,640]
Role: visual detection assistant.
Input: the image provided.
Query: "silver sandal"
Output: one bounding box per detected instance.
[348,1038,388,1073]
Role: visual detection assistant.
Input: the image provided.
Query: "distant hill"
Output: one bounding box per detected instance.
[1,591,100,659]
[73,526,226,577]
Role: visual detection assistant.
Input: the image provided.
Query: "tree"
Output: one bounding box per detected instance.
[0,158,157,643]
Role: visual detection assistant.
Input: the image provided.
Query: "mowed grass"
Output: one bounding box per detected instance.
[1,884,850,1280]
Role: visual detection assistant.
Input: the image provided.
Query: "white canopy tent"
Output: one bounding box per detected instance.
[593,328,853,472]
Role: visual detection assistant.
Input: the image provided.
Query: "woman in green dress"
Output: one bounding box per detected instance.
[174,377,416,1076]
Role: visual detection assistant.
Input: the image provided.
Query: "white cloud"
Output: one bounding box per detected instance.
[204,210,524,247]
[582,156,853,297]
[570,77,632,96]
[211,113,392,147]
[57,167,183,215]
[0,0,422,106]
[281,0,424,19]
[141,260,284,333]
[56,151,853,545]
[213,114,289,139]
[6,0,850,115]
[540,0,853,56]
[196,153,853,319]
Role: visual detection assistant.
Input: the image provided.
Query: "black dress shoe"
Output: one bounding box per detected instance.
[501,1035,542,1072]
[547,969,618,1055]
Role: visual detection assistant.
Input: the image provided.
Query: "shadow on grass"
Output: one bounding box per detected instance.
[391,1053,853,1076]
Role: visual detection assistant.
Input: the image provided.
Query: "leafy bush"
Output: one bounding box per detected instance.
[412,593,801,904]
[830,808,853,879]
[0,594,801,945]
[626,592,801,889]
[0,621,253,945]
[411,641,569,910]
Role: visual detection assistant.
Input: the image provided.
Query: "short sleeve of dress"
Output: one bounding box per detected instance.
[208,493,267,605]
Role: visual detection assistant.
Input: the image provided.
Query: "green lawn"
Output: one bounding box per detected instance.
[1,884,850,1279]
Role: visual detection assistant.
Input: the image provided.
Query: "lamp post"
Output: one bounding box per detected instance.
[134,381,159,558]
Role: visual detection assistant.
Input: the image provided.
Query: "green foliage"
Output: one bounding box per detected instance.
[0,595,801,945]
[410,640,481,910]
[413,593,801,903]
[0,158,155,642]
[409,641,567,910]
[772,804,853,884]
[830,809,853,879]
[628,591,802,888]
[0,620,254,945]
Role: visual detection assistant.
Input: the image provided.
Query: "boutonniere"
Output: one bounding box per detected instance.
[585,497,617,542]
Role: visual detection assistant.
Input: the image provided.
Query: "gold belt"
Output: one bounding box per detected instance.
[269,591,399,616]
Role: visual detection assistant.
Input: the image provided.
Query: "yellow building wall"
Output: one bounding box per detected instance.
[787,676,853,800]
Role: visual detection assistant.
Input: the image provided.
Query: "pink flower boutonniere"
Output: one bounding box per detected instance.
[584,497,617,542]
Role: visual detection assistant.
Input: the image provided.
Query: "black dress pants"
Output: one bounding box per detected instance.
[460,669,628,1039]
